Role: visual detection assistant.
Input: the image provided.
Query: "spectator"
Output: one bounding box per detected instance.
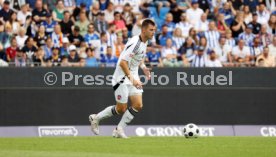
[42,0,56,12]
[169,3,183,23]
[198,36,209,54]
[6,37,17,62]
[15,27,28,48]
[94,12,108,34]
[232,39,251,66]
[32,0,48,24]
[59,11,74,37]
[213,36,233,66]
[76,0,92,11]
[68,44,80,66]
[172,27,185,51]
[104,2,115,24]
[146,47,163,67]
[196,13,209,33]
[22,37,37,65]
[249,37,263,65]
[24,15,36,37]
[204,21,220,48]
[100,46,118,67]
[175,13,193,37]
[122,27,129,44]
[14,47,26,67]
[60,37,70,56]
[113,12,126,31]
[42,13,57,36]
[89,1,100,22]
[206,50,223,67]
[216,13,228,35]
[85,47,99,67]
[7,0,26,12]
[114,35,125,58]
[68,26,84,47]
[266,0,276,12]
[243,0,258,13]
[186,0,204,27]
[75,11,90,37]
[0,43,6,61]
[198,0,211,15]
[162,38,181,67]
[97,32,108,58]
[43,37,53,59]
[238,24,255,46]
[249,12,262,35]
[229,0,243,11]
[131,13,143,36]
[243,5,253,24]
[256,46,275,67]
[267,14,276,35]
[51,24,64,47]
[191,46,207,67]
[256,3,270,25]
[163,13,176,34]
[5,12,20,35]
[218,2,236,26]
[257,24,272,47]
[122,3,136,33]
[63,0,76,12]
[47,46,61,66]
[157,24,172,46]
[231,11,246,39]
[17,4,32,26]
[34,25,47,47]
[71,3,87,23]
[32,47,46,66]
[84,23,100,46]
[268,36,276,58]
[106,23,117,49]
[0,1,13,22]
[179,36,197,62]
[52,0,65,22]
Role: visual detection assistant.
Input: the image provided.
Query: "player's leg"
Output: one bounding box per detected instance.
[117,94,143,129]
[89,84,128,135]
[113,86,143,138]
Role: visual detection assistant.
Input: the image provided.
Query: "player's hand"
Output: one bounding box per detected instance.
[133,79,143,89]
[142,67,152,80]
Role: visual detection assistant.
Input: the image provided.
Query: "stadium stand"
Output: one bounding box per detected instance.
[0,0,275,67]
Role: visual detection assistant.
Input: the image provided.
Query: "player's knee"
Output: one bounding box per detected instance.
[116,104,128,114]
[133,103,143,112]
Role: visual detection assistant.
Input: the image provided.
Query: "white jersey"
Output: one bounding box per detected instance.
[113,35,148,85]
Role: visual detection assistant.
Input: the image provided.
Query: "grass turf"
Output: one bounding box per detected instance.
[0,137,275,157]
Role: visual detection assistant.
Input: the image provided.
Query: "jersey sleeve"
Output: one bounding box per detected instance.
[120,37,139,62]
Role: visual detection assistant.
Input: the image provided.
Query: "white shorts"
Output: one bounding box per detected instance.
[114,84,143,104]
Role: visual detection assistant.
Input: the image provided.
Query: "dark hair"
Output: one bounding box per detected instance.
[100,32,107,38]
[25,37,33,45]
[63,10,70,15]
[86,47,94,52]
[114,11,120,17]
[141,19,155,29]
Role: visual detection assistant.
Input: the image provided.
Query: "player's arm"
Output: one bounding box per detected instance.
[139,60,151,80]
[120,60,142,89]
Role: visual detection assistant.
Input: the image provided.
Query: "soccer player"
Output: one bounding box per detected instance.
[89,19,156,138]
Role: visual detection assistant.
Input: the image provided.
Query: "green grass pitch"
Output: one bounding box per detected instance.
[0,137,275,157]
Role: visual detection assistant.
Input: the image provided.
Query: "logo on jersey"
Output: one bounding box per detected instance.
[117,95,122,100]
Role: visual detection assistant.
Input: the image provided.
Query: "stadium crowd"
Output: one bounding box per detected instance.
[0,0,276,67]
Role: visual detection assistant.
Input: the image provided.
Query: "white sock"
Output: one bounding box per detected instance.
[95,105,117,121]
[117,107,138,129]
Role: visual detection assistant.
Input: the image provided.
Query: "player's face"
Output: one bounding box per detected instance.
[144,24,156,40]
